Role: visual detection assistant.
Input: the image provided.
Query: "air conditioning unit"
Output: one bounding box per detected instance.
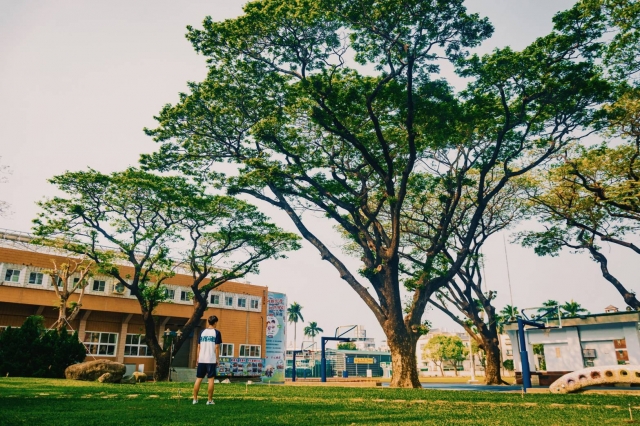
[112,283,126,295]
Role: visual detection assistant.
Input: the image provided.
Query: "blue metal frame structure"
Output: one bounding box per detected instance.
[320,325,357,382]
[517,306,560,392]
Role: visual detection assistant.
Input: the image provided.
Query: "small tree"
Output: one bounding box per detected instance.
[43,255,94,331]
[502,359,514,372]
[424,335,447,377]
[337,342,356,351]
[303,321,324,347]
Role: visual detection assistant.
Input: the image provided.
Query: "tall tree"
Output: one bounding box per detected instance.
[519,90,640,309]
[287,302,304,349]
[406,174,525,385]
[142,0,612,387]
[33,168,299,380]
[303,321,324,347]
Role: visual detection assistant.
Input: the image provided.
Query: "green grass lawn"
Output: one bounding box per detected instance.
[1,378,639,425]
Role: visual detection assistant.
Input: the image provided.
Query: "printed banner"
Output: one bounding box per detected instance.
[217,357,264,377]
[262,291,287,383]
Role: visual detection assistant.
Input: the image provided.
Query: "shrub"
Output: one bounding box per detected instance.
[0,315,86,378]
[502,359,514,371]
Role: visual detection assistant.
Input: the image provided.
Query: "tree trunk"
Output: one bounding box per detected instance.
[385,327,421,388]
[474,316,504,385]
[483,337,503,385]
[57,297,68,330]
[154,351,171,382]
[453,362,458,376]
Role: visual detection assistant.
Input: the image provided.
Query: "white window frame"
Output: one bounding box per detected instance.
[84,331,118,356]
[224,295,234,307]
[165,288,175,300]
[237,297,247,308]
[220,343,234,357]
[28,272,44,285]
[92,279,106,292]
[250,299,260,310]
[210,293,220,305]
[124,334,152,357]
[4,268,21,283]
[180,290,193,302]
[239,344,261,358]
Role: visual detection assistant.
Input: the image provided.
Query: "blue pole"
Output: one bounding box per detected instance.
[517,318,532,392]
[321,337,327,382]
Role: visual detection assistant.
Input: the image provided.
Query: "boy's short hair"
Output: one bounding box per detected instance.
[207,315,218,325]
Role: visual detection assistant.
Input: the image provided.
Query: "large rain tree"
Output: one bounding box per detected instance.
[33,169,299,380]
[142,0,614,387]
[519,89,640,309]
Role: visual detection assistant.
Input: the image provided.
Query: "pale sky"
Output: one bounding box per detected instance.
[1,0,637,346]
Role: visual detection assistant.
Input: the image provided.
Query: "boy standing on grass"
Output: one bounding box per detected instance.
[193,315,222,405]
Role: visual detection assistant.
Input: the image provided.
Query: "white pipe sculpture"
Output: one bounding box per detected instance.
[549,365,640,394]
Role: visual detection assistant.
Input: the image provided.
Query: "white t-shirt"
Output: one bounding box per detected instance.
[198,328,222,364]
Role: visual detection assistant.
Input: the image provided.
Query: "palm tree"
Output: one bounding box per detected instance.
[303,321,324,347]
[560,300,589,318]
[287,302,304,349]
[499,305,520,322]
[537,300,559,319]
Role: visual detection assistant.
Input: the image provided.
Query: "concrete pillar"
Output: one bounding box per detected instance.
[78,310,92,342]
[116,314,133,363]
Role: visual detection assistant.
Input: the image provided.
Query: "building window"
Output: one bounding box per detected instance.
[210,294,220,305]
[180,290,193,301]
[84,332,117,356]
[4,269,20,283]
[237,297,247,308]
[165,289,175,300]
[92,280,106,292]
[239,345,261,358]
[124,334,150,357]
[506,350,513,356]
[28,272,44,285]
[220,343,234,357]
[225,296,233,307]
[250,299,259,310]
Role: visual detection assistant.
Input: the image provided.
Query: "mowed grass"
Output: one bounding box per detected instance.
[1,378,640,425]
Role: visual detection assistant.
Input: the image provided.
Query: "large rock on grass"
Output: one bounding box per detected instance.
[65,360,126,382]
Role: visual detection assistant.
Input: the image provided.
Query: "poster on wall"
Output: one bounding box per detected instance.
[262,291,287,383]
[217,357,264,377]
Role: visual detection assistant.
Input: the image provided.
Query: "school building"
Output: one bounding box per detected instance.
[0,230,269,377]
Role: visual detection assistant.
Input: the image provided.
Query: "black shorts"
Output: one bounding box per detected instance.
[196,363,217,379]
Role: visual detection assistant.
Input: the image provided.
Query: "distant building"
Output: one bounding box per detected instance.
[0,231,271,378]
[504,310,640,385]
[604,305,619,313]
